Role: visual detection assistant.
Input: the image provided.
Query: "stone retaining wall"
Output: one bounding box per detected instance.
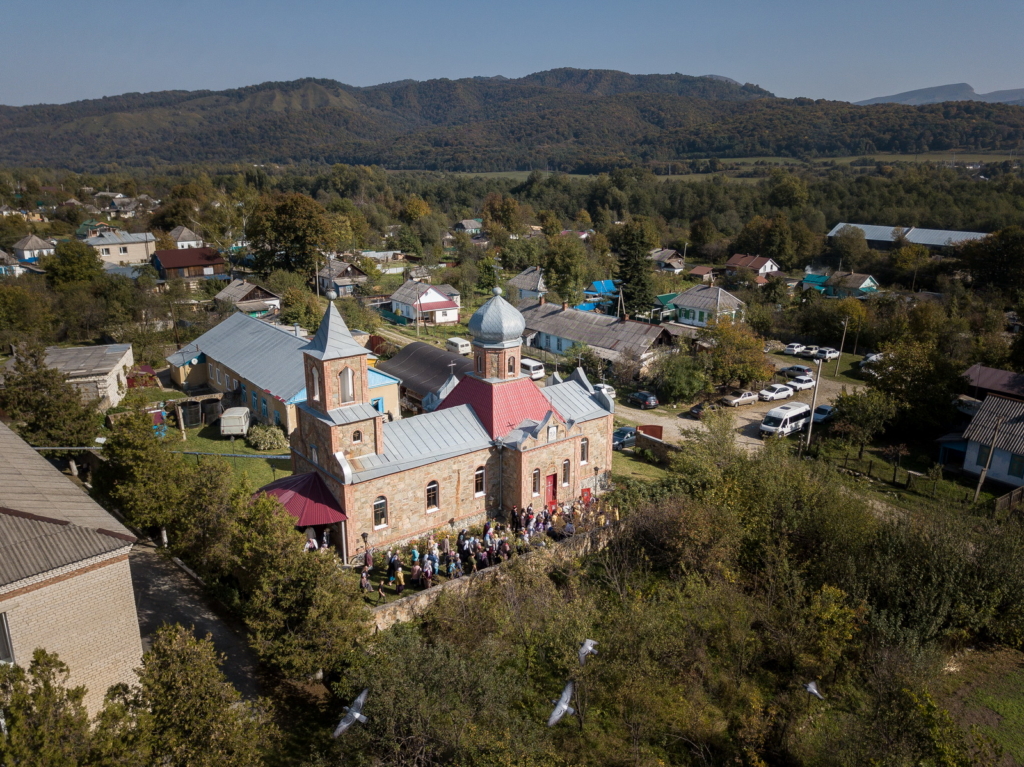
[371,525,616,631]
[635,430,682,464]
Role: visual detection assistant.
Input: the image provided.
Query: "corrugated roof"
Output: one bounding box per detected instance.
[542,380,611,425]
[256,472,346,527]
[0,509,129,587]
[825,272,876,289]
[215,279,278,304]
[669,285,744,312]
[508,266,546,293]
[349,405,492,481]
[311,401,381,427]
[368,368,401,388]
[0,420,132,537]
[13,234,53,252]
[3,344,132,380]
[438,375,562,438]
[390,281,459,307]
[169,225,200,241]
[154,247,223,269]
[826,223,988,247]
[726,254,776,270]
[963,395,1024,456]
[165,313,308,402]
[376,342,473,398]
[519,303,669,360]
[965,364,1024,400]
[83,231,155,247]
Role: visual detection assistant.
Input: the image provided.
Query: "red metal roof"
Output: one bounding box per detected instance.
[438,375,561,438]
[256,472,347,527]
[417,299,460,311]
[154,247,224,269]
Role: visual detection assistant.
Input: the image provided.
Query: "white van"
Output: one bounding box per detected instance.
[220,406,251,437]
[521,358,545,380]
[446,337,471,356]
[759,402,812,438]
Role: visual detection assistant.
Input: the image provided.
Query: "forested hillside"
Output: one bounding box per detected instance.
[2,69,1023,171]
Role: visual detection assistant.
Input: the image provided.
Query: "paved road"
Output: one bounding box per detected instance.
[129,543,261,698]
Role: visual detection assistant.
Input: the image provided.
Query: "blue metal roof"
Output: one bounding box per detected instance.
[588,280,618,295]
[368,367,401,388]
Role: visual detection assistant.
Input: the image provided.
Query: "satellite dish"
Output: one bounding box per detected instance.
[190,358,199,365]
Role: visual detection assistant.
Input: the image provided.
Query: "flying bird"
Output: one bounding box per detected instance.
[578,639,598,666]
[804,681,825,701]
[547,681,575,727]
[333,688,369,737]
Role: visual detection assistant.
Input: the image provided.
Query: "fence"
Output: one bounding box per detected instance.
[994,486,1024,515]
[830,451,982,507]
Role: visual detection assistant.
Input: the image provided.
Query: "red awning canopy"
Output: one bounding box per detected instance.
[257,472,347,527]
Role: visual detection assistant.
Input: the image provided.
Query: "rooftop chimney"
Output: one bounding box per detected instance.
[562,302,569,311]
[293,324,301,337]
[539,296,546,305]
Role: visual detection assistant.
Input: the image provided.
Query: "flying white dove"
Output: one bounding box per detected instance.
[804,681,825,701]
[578,639,598,666]
[333,688,369,737]
[547,681,575,727]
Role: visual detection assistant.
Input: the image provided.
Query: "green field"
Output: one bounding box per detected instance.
[171,424,291,489]
[612,448,669,482]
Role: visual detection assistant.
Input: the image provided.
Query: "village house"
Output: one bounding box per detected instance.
[0,421,143,714]
[0,249,27,277]
[962,395,1024,488]
[152,247,227,286]
[725,254,781,277]
[317,260,369,296]
[258,289,613,562]
[166,313,401,431]
[83,230,156,265]
[2,344,134,409]
[669,285,744,327]
[169,225,204,249]
[453,218,483,234]
[688,265,715,283]
[507,266,548,301]
[823,272,880,298]
[11,234,54,263]
[76,219,119,239]
[519,299,674,368]
[214,279,282,317]
[390,281,461,325]
[375,341,474,413]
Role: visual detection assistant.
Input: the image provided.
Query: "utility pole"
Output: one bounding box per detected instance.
[835,316,849,377]
[804,359,823,452]
[974,417,1004,503]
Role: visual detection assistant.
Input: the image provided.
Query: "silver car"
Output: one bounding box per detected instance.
[721,389,758,407]
[789,375,816,391]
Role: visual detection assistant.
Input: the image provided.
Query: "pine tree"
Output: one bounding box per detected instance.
[613,218,658,317]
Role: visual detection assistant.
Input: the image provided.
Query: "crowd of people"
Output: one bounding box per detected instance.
[359,497,618,605]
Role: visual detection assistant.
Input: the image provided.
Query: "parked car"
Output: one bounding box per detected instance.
[780,365,814,378]
[859,352,885,368]
[689,401,722,419]
[759,383,795,401]
[759,402,812,438]
[520,358,545,380]
[445,337,471,356]
[628,391,659,409]
[594,383,616,400]
[220,407,250,437]
[612,426,636,450]
[797,345,820,359]
[721,389,758,407]
[813,404,835,424]
[789,375,816,391]
[783,343,805,355]
[815,347,840,361]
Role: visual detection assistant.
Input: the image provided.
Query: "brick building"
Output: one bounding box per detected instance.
[259,288,614,562]
[0,421,142,714]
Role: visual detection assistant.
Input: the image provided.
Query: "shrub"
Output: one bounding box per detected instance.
[246,423,289,451]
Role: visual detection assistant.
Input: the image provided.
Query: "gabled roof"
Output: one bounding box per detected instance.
[154,247,223,269]
[257,472,346,527]
[965,364,1024,400]
[826,222,988,247]
[649,248,679,262]
[390,280,457,307]
[963,395,1024,455]
[375,341,473,399]
[347,404,492,482]
[368,367,401,388]
[541,379,610,425]
[215,279,279,305]
[455,219,482,229]
[519,302,670,361]
[654,293,678,306]
[726,254,777,271]
[689,266,714,276]
[165,313,308,402]
[0,419,133,540]
[83,231,155,247]
[669,285,745,312]
[587,280,618,295]
[508,266,547,293]
[318,260,368,279]
[12,234,53,252]
[169,225,200,242]
[825,272,877,289]
[303,302,370,361]
[438,374,563,439]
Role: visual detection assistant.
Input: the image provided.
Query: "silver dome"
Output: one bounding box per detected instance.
[468,287,526,345]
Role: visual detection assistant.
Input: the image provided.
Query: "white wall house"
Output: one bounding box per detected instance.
[963,395,1024,488]
[390,280,461,325]
[669,285,744,328]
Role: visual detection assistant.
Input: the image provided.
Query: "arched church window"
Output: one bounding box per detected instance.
[340,367,355,403]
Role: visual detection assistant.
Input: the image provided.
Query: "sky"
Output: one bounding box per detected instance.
[3,0,1023,106]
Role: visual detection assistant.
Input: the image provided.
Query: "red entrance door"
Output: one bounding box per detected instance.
[546,474,558,510]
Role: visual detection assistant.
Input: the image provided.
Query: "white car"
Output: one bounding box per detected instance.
[859,352,885,368]
[783,343,805,356]
[815,347,840,361]
[594,383,616,400]
[797,345,820,359]
[759,384,795,401]
[789,375,816,391]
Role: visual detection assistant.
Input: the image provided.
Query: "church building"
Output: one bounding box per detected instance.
[259,288,615,563]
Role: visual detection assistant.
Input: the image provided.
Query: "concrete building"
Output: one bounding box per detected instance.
[82,231,156,265]
[260,289,614,562]
[0,421,142,714]
[3,344,134,409]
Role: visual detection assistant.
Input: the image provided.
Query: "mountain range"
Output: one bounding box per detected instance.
[857,83,1024,107]
[1,69,1023,172]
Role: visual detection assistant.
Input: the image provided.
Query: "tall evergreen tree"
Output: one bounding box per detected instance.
[613,218,658,317]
